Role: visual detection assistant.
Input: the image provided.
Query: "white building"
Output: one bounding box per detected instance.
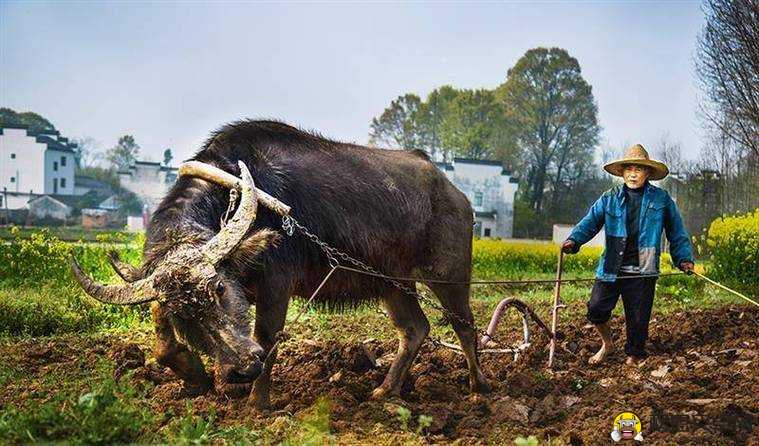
[0,125,77,209]
[552,224,605,247]
[436,158,519,238]
[118,161,177,212]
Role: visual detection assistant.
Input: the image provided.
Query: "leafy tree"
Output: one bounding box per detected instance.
[0,107,56,134]
[440,89,502,160]
[417,86,461,161]
[163,148,173,166]
[495,47,600,215]
[107,135,140,170]
[368,94,424,150]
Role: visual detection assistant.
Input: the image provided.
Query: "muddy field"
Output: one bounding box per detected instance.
[3,305,757,444]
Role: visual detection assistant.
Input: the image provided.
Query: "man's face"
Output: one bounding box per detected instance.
[622,164,649,189]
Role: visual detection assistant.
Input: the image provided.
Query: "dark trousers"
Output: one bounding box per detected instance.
[586,272,657,357]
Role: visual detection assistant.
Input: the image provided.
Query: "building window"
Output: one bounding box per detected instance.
[53,161,58,171]
[53,178,58,194]
[484,228,491,237]
[61,178,67,188]
[10,153,15,159]
[9,177,15,183]
[474,191,483,207]
[61,156,67,167]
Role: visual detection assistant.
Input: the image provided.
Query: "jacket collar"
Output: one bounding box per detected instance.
[617,181,651,201]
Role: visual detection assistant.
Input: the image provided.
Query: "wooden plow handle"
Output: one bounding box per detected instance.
[547,250,564,368]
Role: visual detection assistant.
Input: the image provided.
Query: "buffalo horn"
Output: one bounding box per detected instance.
[70,257,158,305]
[106,250,142,282]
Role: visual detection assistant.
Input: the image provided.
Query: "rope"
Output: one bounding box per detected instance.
[261,266,338,370]
[334,264,682,286]
[692,271,759,307]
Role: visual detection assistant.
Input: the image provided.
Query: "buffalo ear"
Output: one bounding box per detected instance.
[227,228,281,269]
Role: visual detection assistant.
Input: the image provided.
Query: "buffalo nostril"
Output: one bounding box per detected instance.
[240,360,263,380]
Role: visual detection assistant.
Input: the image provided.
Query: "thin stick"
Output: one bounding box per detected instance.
[548,250,564,369]
[692,271,758,307]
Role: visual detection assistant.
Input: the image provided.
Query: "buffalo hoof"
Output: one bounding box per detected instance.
[216,382,252,399]
[179,381,212,398]
[248,393,271,411]
[470,377,492,394]
[371,386,400,400]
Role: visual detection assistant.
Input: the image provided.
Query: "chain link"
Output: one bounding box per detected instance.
[281,215,506,347]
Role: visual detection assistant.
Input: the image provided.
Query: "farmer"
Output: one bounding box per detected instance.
[561,144,695,366]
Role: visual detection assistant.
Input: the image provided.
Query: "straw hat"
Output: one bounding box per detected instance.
[603,144,669,181]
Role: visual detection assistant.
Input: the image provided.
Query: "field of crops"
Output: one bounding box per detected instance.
[0,226,756,444]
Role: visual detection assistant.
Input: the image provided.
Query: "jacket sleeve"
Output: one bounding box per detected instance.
[663,195,695,266]
[567,195,605,249]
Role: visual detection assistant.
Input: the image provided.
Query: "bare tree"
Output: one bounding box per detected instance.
[696,0,759,157]
[72,137,104,169]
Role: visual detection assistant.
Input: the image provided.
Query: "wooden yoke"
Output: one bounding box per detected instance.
[178,161,292,216]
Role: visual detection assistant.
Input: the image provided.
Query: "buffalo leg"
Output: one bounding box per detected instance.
[372,288,430,399]
[249,288,290,410]
[426,283,490,394]
[151,303,211,395]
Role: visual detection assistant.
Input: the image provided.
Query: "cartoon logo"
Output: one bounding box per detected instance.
[611,411,643,442]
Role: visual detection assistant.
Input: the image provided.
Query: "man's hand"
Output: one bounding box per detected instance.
[679,261,695,275]
[561,239,577,254]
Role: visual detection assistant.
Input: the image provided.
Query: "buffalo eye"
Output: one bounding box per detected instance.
[214,280,226,298]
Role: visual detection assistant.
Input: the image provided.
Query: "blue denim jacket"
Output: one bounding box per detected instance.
[568,182,694,282]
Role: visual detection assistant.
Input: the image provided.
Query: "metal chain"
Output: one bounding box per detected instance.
[281,215,508,347]
[220,188,238,228]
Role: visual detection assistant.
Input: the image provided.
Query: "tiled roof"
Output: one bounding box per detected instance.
[453,157,503,167]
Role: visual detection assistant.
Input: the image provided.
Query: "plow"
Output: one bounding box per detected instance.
[179,161,757,371]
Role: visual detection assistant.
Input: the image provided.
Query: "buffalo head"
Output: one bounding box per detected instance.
[71,161,275,387]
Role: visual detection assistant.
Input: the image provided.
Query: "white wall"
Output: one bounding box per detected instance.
[2,192,33,209]
[119,163,177,211]
[0,128,46,194]
[44,149,75,195]
[439,160,519,238]
[552,224,605,247]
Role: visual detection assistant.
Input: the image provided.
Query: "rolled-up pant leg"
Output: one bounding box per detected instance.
[586,279,621,325]
[620,275,657,357]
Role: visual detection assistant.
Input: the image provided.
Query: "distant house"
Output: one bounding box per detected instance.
[118,160,177,213]
[27,195,72,221]
[0,125,77,208]
[435,158,519,238]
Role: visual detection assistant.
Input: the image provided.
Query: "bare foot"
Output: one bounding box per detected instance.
[625,356,642,366]
[371,386,390,400]
[588,343,613,365]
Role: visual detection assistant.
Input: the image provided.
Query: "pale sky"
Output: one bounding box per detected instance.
[1,1,706,165]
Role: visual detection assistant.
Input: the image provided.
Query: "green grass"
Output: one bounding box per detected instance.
[0,284,149,337]
[0,360,154,445]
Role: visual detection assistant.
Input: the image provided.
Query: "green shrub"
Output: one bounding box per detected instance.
[0,226,143,287]
[0,227,148,336]
[473,239,601,278]
[0,284,147,336]
[0,374,153,445]
[704,210,759,292]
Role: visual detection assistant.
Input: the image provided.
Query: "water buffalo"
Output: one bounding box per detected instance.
[72,120,489,409]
